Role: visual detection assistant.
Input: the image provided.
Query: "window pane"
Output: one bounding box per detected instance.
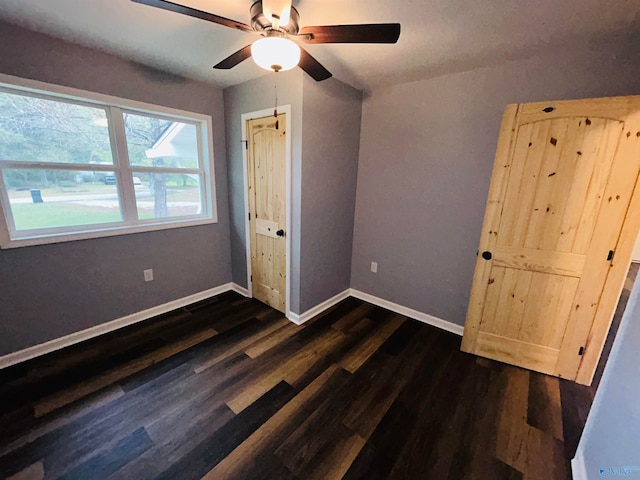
[0,91,114,165]
[124,113,200,169]
[132,172,203,219]
[3,169,122,231]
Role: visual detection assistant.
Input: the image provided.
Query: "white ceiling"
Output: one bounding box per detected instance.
[0,0,638,91]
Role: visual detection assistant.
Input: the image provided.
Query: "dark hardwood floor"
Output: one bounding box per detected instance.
[0,265,637,480]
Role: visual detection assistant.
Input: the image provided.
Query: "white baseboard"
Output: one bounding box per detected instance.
[0,283,464,369]
[0,282,236,370]
[287,289,351,325]
[231,283,250,297]
[349,289,464,336]
[571,448,588,480]
[286,288,463,336]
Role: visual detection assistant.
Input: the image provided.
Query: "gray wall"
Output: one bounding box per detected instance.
[577,273,640,478]
[224,70,304,312]
[351,36,640,326]
[0,21,232,355]
[224,72,362,314]
[299,76,362,312]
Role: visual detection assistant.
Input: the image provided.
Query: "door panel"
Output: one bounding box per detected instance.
[491,247,586,277]
[462,98,640,385]
[247,114,286,313]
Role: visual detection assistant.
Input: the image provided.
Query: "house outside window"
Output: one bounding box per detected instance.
[0,75,217,248]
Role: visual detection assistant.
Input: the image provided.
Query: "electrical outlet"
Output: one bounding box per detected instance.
[371,262,378,273]
[144,269,154,282]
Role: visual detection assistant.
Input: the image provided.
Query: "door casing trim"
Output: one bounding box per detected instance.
[241,106,292,319]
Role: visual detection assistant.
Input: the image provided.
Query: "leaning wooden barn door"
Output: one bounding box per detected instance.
[247,114,287,313]
[462,97,640,385]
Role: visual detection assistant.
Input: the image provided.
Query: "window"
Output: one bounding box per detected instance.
[0,75,216,248]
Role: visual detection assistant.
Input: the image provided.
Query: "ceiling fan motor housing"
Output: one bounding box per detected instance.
[250,0,300,34]
[131,0,400,82]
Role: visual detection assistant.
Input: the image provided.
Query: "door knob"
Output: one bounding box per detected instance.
[481,251,492,260]
[276,229,285,237]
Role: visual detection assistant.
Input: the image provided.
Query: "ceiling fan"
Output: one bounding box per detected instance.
[131,0,401,81]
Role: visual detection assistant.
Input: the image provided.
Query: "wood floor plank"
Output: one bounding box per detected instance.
[345,316,376,336]
[240,299,351,362]
[282,328,345,385]
[0,406,37,454]
[56,427,153,480]
[521,425,569,480]
[215,451,298,480]
[341,324,440,440]
[343,332,460,480]
[282,317,380,392]
[203,365,348,480]
[225,328,344,413]
[495,367,531,470]
[203,301,272,334]
[331,302,377,332]
[387,347,476,479]
[559,379,594,459]
[528,373,564,441]
[1,308,192,393]
[243,322,300,358]
[338,313,406,373]
[341,398,416,480]
[273,371,364,476]
[276,418,356,477]
[5,462,44,480]
[448,368,518,480]
[33,328,217,417]
[153,381,296,480]
[110,404,235,480]
[306,433,367,480]
[379,320,422,356]
[0,280,620,480]
[0,384,125,458]
[118,318,268,394]
[194,318,288,373]
[424,360,494,479]
[0,354,242,479]
[0,337,163,416]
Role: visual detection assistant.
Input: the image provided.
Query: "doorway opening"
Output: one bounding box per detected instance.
[241,106,292,317]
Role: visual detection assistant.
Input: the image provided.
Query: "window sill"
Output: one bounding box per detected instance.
[0,216,218,249]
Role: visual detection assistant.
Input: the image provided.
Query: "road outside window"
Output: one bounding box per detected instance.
[0,78,216,248]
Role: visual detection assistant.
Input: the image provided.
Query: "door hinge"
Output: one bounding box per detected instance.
[578,346,585,356]
[248,212,250,221]
[250,275,252,282]
[607,250,615,261]
[242,140,248,150]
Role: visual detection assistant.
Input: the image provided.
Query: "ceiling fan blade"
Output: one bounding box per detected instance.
[131,0,254,33]
[299,24,401,44]
[213,45,253,69]
[298,48,332,82]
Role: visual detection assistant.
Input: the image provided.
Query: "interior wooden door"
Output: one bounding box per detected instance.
[462,97,640,385]
[247,114,286,313]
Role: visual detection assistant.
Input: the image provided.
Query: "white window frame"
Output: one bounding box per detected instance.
[0,73,217,249]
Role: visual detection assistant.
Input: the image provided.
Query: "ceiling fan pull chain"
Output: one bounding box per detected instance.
[274,80,279,130]
[272,13,281,31]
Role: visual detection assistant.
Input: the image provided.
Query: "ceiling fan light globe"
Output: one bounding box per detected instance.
[251,37,300,73]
